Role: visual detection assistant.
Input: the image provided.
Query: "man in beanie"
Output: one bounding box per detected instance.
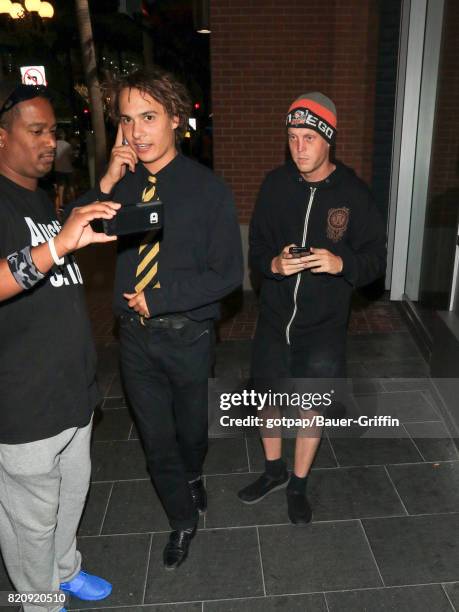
[0,80,116,610]
[238,92,386,524]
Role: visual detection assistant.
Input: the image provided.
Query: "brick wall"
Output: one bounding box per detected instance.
[211,0,380,223]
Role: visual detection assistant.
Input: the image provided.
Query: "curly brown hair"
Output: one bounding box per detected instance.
[108,67,192,143]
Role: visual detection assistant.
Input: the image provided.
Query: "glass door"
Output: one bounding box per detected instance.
[404,0,459,337]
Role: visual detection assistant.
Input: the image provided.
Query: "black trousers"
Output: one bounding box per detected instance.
[119,316,214,530]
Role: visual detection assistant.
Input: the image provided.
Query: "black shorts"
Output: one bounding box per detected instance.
[251,317,347,379]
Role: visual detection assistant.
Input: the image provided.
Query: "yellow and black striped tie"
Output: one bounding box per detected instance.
[135,175,161,293]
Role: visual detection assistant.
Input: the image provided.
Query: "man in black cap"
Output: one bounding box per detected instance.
[0,81,117,611]
[238,92,386,524]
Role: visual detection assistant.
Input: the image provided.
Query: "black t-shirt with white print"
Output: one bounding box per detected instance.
[0,174,98,444]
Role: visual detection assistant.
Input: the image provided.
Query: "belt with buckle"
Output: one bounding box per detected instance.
[120,313,189,329]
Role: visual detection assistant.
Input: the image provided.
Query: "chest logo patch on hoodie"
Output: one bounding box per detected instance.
[327,207,350,242]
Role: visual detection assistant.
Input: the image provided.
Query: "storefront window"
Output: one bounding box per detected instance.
[405,0,459,336]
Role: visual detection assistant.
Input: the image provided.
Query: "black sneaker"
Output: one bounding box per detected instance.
[189,477,207,514]
[287,490,312,525]
[237,471,289,504]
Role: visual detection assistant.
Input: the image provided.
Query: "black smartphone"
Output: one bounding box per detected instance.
[91,201,163,236]
[289,246,311,258]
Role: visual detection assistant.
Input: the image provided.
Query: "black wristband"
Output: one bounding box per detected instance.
[95,184,112,201]
[6,245,46,290]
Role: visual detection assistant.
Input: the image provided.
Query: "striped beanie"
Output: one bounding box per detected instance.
[286,92,337,144]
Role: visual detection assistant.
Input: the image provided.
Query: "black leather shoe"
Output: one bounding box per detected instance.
[287,490,312,525]
[189,477,207,514]
[163,526,196,570]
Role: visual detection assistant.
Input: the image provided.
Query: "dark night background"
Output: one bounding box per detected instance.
[0,1,210,136]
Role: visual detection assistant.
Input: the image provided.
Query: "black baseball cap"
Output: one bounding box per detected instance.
[0,81,51,119]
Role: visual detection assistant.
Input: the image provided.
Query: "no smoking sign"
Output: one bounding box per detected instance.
[20,66,47,86]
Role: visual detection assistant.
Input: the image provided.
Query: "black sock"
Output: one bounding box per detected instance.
[287,473,308,494]
[265,458,286,478]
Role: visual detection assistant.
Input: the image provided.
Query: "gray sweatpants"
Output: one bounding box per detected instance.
[0,418,92,612]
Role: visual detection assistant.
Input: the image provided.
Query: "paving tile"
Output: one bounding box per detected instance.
[96,351,118,391]
[144,528,263,604]
[205,473,288,528]
[347,363,390,395]
[92,407,132,441]
[246,436,337,472]
[214,342,251,377]
[129,421,140,440]
[347,361,371,374]
[0,572,20,611]
[259,521,382,594]
[214,361,244,378]
[91,440,148,481]
[355,391,440,423]
[386,461,459,515]
[0,554,12,583]
[204,593,327,611]
[347,333,422,362]
[362,513,459,585]
[329,421,411,441]
[364,360,429,378]
[203,437,249,475]
[208,378,253,438]
[351,378,385,396]
[215,340,251,364]
[67,534,151,609]
[381,378,434,393]
[78,482,112,536]
[325,584,454,612]
[75,606,201,612]
[443,582,459,610]
[404,421,459,461]
[96,367,116,398]
[309,466,405,520]
[106,373,125,398]
[96,340,119,363]
[329,436,423,466]
[101,479,170,534]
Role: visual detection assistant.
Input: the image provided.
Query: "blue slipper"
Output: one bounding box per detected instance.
[60,570,112,601]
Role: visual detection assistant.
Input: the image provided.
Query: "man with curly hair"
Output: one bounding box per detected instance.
[78,67,243,569]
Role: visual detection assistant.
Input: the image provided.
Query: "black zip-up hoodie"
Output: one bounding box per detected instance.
[249,160,386,344]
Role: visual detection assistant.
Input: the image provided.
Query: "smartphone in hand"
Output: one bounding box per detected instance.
[289,246,311,258]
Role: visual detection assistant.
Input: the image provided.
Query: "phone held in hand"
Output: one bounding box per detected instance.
[289,246,311,258]
[91,201,163,236]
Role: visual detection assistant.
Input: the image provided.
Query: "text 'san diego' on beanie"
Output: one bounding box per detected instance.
[286,92,337,144]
